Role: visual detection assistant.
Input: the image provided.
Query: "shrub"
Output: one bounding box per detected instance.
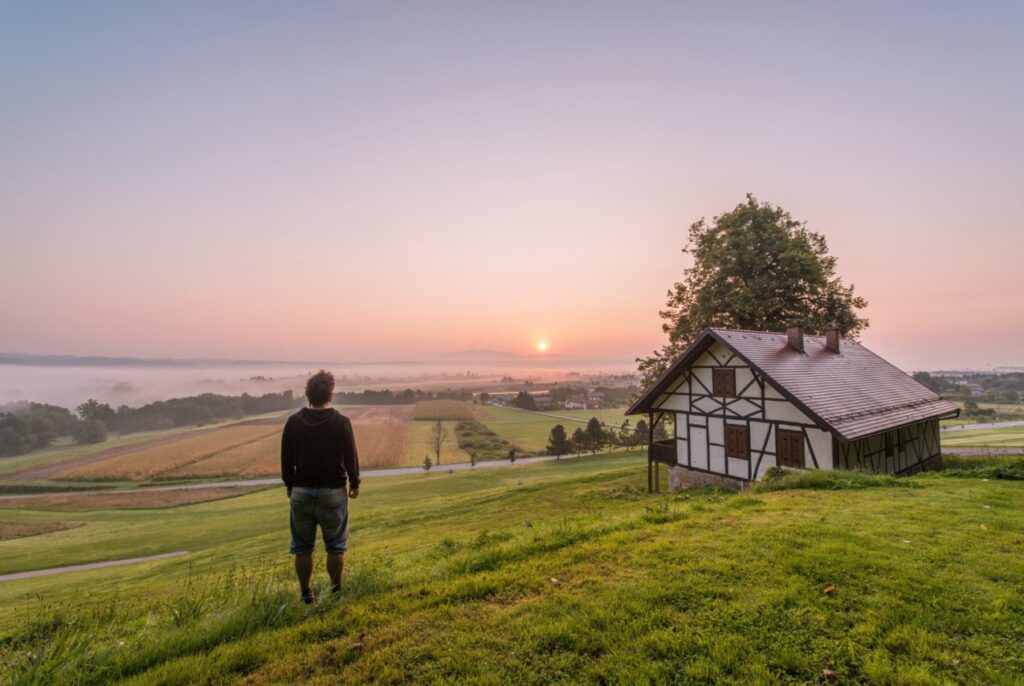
[753,468,917,492]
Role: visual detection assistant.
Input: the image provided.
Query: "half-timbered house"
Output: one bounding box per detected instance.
[628,324,959,490]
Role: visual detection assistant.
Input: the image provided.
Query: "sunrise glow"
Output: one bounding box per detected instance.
[537,342,548,352]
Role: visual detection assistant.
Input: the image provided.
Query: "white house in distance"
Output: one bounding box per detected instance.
[627,324,960,490]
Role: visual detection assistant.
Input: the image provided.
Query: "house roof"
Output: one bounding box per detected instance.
[627,328,959,441]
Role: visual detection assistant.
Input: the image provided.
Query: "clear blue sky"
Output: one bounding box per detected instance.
[1,1,1021,370]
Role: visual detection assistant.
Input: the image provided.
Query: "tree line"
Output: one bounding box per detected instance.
[0,390,300,457]
[332,388,476,405]
[545,418,669,458]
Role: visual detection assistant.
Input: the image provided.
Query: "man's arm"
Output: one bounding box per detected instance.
[341,415,360,493]
[281,418,294,495]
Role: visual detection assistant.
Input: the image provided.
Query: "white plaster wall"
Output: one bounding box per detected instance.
[728,457,749,477]
[659,394,690,412]
[690,425,708,470]
[807,428,833,470]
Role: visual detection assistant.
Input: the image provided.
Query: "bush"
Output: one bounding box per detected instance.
[74,419,108,445]
[0,414,33,456]
[934,457,1024,481]
[753,467,917,492]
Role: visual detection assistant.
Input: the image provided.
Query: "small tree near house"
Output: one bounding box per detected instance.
[422,455,433,472]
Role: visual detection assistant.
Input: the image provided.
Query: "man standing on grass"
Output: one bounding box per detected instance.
[281,370,360,604]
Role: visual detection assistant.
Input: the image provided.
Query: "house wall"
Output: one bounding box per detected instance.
[835,419,942,475]
[654,341,834,482]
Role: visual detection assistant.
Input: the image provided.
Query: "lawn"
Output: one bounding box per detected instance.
[1,454,1022,684]
[941,425,1024,448]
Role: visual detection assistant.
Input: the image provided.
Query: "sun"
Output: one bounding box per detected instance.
[536,341,548,352]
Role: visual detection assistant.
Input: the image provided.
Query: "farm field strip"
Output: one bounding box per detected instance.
[0,521,83,541]
[412,399,477,421]
[941,426,1024,447]
[59,425,282,481]
[0,486,267,511]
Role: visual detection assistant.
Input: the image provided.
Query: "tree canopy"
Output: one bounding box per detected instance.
[638,195,868,386]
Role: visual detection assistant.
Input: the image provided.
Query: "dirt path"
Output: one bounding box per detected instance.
[7,417,286,481]
[0,551,190,582]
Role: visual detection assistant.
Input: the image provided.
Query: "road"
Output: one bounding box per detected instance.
[0,551,190,582]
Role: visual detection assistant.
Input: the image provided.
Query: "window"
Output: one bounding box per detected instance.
[712,368,736,398]
[725,424,749,459]
[884,432,894,458]
[776,429,805,468]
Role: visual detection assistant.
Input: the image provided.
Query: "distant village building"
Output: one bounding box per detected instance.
[532,394,554,410]
[564,395,588,410]
[628,325,959,491]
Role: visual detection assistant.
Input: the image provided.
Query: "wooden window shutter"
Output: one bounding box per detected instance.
[713,368,736,398]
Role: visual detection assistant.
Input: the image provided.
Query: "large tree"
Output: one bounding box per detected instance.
[638,195,868,386]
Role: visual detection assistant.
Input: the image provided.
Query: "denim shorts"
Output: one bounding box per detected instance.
[289,487,349,555]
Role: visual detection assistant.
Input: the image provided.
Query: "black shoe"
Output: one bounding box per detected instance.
[301,589,316,605]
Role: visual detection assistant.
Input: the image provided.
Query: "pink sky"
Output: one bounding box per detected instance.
[1,3,1021,372]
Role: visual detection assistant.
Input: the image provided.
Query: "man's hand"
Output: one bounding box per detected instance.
[348,488,359,499]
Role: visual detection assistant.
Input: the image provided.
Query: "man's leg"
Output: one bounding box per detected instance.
[295,552,314,594]
[327,553,344,591]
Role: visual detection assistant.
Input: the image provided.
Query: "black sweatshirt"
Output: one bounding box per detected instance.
[280,408,360,491]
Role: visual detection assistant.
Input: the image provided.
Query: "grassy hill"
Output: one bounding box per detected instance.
[1,454,1022,684]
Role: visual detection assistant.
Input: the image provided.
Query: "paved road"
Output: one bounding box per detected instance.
[0,452,585,500]
[941,420,1024,432]
[0,551,190,582]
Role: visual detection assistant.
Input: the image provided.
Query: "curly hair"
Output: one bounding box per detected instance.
[304,370,335,407]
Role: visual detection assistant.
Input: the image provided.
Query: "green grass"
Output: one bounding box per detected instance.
[941,425,1024,447]
[479,406,630,452]
[2,455,1023,684]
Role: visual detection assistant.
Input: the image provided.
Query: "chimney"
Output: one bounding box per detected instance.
[825,322,841,353]
[786,321,804,353]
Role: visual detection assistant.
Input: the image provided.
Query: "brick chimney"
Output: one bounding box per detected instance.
[786,322,804,352]
[825,322,841,353]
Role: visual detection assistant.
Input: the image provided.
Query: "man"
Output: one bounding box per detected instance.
[281,370,360,604]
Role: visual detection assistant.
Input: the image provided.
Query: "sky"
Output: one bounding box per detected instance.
[1,1,1022,372]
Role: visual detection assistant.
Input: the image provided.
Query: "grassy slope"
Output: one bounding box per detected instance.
[2,454,1023,684]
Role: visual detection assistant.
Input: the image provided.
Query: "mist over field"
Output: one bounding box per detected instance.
[0,353,633,409]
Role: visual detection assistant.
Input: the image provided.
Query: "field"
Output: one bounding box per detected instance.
[1,455,1022,684]
[0,487,264,512]
[58,425,283,481]
[941,425,1024,448]
[0,520,82,542]
[479,405,631,452]
[412,400,477,421]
